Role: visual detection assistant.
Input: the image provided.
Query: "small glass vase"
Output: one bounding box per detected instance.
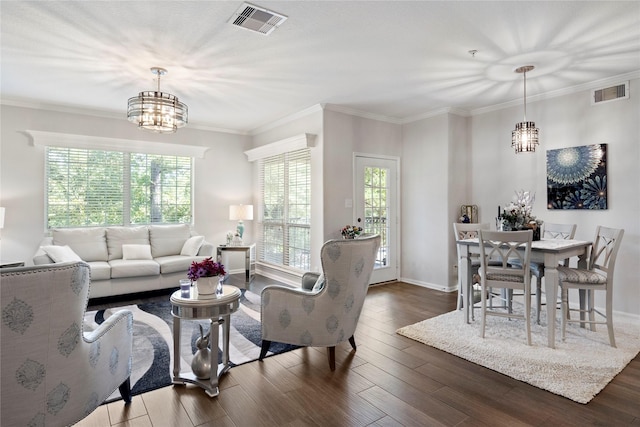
[216,280,224,298]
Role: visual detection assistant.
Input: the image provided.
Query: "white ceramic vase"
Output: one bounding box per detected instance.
[196,276,221,295]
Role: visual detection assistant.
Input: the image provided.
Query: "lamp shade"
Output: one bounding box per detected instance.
[0,207,4,229]
[229,205,254,221]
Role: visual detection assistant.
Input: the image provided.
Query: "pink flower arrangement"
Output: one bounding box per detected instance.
[188,257,226,281]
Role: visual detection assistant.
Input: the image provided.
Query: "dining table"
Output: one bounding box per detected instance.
[456,237,592,348]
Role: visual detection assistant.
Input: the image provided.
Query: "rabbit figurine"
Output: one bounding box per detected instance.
[191,324,212,379]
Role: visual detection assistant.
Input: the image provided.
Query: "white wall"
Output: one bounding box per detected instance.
[401,114,451,289]
[0,105,252,268]
[323,108,402,241]
[448,113,471,285]
[469,78,640,317]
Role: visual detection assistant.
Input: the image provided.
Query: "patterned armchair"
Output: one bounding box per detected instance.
[1,262,133,426]
[260,234,380,370]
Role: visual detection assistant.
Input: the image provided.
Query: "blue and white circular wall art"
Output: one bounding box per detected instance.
[546,144,607,210]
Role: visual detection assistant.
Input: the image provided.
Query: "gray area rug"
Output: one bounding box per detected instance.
[396,301,640,404]
[84,289,297,401]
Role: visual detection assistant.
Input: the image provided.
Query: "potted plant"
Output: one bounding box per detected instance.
[188,257,226,296]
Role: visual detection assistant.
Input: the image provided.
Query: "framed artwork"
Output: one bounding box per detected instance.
[546,144,607,210]
[459,205,477,223]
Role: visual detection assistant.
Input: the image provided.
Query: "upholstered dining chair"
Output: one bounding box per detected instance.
[259,234,380,370]
[1,262,133,426]
[508,222,577,324]
[478,230,533,345]
[558,226,624,347]
[453,222,499,321]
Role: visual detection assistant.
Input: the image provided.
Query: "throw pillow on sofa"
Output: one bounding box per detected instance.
[41,245,83,263]
[106,226,150,260]
[122,244,153,260]
[180,236,205,256]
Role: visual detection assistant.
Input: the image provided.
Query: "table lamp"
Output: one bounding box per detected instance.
[229,204,253,240]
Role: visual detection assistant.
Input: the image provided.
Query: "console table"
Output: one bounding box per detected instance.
[216,243,256,285]
[170,285,241,397]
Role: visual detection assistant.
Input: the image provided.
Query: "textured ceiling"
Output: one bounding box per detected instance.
[1,1,639,133]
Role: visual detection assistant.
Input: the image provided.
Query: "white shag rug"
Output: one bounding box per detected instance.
[396,304,640,404]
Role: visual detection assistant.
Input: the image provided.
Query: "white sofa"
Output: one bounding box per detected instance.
[33,224,215,299]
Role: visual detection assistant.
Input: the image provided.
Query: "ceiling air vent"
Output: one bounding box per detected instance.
[229,3,287,35]
[592,82,629,105]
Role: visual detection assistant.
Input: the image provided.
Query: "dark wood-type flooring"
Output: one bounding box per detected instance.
[78,276,640,426]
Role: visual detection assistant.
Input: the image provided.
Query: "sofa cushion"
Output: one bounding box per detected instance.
[106,226,150,260]
[109,259,160,278]
[149,224,191,257]
[52,228,108,262]
[122,244,153,260]
[41,245,83,263]
[87,261,111,281]
[155,255,208,275]
[180,235,205,256]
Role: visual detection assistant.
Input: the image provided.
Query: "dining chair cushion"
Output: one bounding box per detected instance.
[557,266,607,284]
[479,268,526,283]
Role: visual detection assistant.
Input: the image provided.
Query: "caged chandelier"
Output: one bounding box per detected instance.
[511,65,539,153]
[127,67,188,134]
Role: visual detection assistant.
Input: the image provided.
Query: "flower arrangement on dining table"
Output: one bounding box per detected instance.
[500,190,543,236]
[187,257,226,282]
[341,225,363,239]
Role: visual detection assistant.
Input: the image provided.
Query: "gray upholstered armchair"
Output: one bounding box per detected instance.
[260,234,380,370]
[1,261,133,426]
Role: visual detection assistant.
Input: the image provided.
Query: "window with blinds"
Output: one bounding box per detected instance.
[258,148,311,271]
[46,147,192,228]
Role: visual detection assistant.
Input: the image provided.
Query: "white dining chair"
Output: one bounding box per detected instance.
[508,222,577,324]
[479,229,533,345]
[453,222,491,321]
[558,226,624,347]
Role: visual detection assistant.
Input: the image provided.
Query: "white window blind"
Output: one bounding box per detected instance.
[258,148,311,271]
[46,147,192,228]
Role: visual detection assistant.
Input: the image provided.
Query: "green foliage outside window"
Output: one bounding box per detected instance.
[46,147,192,228]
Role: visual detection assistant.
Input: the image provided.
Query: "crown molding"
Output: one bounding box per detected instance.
[471,70,640,116]
[323,103,404,124]
[0,97,247,135]
[249,104,324,135]
[4,70,639,131]
[401,107,470,124]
